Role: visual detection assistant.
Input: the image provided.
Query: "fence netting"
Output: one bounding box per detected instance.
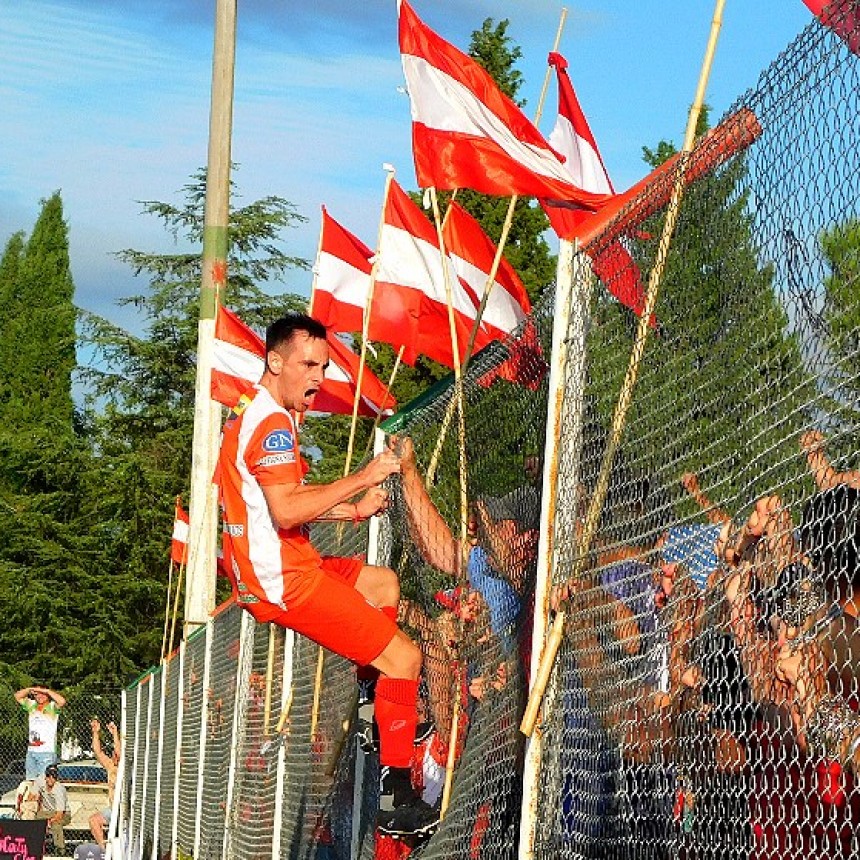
[119,6,860,859]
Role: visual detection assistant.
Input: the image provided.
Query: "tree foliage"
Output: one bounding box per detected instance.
[76,170,309,674]
[585,110,811,518]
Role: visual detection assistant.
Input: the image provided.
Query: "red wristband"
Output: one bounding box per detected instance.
[352,504,361,524]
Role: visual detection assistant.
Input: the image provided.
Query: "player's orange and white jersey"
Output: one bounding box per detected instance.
[219,385,320,609]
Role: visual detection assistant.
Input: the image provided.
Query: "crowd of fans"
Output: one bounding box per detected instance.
[387,428,859,858]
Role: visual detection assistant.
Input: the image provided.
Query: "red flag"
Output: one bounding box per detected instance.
[171,498,189,565]
[398,1,610,208]
[376,180,491,368]
[476,318,547,391]
[802,0,860,54]
[541,52,648,319]
[309,206,373,335]
[211,306,395,417]
[310,334,397,418]
[442,201,531,341]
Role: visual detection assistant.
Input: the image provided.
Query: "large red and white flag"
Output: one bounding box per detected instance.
[171,498,189,565]
[211,306,395,417]
[442,201,530,340]
[398,1,610,208]
[541,52,648,319]
[309,207,373,335]
[375,180,491,368]
[802,0,860,54]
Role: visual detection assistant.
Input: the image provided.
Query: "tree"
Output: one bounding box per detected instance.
[818,218,860,436]
[583,109,811,520]
[79,169,309,673]
[0,193,98,686]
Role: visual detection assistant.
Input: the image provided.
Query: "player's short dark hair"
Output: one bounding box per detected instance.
[265,314,327,354]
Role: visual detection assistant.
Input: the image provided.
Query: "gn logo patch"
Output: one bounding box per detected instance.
[263,429,294,452]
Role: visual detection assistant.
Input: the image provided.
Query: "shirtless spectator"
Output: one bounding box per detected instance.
[88,718,121,850]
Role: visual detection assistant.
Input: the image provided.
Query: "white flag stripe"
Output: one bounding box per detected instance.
[548,114,612,195]
[402,54,577,187]
[448,252,528,334]
[172,519,189,544]
[316,250,372,308]
[213,339,265,384]
[377,223,475,317]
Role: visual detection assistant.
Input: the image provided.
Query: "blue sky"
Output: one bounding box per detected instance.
[1,1,816,334]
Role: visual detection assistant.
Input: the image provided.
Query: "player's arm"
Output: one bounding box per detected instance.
[261,452,400,531]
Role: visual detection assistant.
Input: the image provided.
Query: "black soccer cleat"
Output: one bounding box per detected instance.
[377,765,441,837]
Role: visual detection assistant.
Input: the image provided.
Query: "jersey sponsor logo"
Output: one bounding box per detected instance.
[258,453,295,467]
[262,429,294,452]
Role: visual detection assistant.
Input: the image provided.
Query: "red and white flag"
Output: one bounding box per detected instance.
[212,306,266,410]
[375,180,489,368]
[310,333,397,418]
[309,207,373,335]
[442,201,531,340]
[541,52,648,319]
[398,1,609,208]
[211,306,395,417]
[171,498,189,565]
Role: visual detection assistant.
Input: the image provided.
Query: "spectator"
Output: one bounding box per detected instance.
[33,763,71,854]
[14,686,66,780]
[88,718,120,850]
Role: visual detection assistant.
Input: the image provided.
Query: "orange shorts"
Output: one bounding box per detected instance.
[246,556,398,666]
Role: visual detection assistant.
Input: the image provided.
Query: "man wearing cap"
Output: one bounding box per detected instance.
[33,764,71,853]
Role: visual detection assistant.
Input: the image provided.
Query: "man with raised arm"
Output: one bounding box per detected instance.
[218,313,439,837]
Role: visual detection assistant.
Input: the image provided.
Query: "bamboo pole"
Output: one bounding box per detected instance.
[161,557,175,662]
[343,166,397,478]
[306,209,327,315]
[521,0,728,737]
[263,623,276,735]
[185,0,236,634]
[425,9,566,486]
[359,344,405,464]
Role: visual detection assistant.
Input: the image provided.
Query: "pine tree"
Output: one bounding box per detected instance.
[0,194,97,686]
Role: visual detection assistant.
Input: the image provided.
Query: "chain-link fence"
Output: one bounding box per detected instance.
[118,6,860,859]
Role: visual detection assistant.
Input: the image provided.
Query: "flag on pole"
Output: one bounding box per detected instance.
[171,498,189,565]
[310,207,374,334]
[211,306,395,416]
[802,0,860,54]
[442,201,531,340]
[212,306,266,409]
[375,179,491,368]
[541,52,648,319]
[398,0,610,208]
[310,333,398,418]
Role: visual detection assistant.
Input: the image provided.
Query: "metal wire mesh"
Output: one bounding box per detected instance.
[177,627,207,855]
[157,653,181,854]
[199,602,243,860]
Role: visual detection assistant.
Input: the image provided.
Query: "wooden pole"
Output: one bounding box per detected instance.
[425,9,566,486]
[521,0,728,737]
[184,0,237,636]
[161,558,175,662]
[307,209,327,315]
